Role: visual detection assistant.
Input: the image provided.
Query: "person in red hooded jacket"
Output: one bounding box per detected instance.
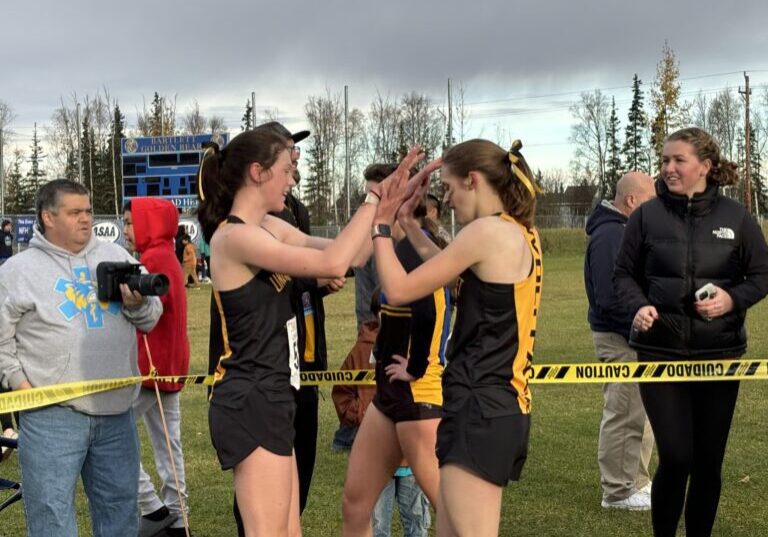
[123,198,192,537]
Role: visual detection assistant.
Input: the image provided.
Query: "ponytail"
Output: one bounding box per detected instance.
[710,160,740,187]
[196,142,230,244]
[196,130,287,243]
[443,138,539,229]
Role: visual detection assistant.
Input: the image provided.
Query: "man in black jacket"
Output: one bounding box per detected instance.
[584,171,656,511]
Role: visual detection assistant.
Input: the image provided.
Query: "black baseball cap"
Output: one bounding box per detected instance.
[258,121,310,143]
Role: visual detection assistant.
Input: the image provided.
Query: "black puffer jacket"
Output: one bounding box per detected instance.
[614,180,768,360]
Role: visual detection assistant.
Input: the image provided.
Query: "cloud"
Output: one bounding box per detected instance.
[2,0,768,169]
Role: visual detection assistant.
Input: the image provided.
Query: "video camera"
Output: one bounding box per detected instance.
[96,262,169,302]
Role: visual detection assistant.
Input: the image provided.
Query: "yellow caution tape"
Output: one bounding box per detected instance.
[0,377,143,414]
[528,358,767,384]
[1,359,766,414]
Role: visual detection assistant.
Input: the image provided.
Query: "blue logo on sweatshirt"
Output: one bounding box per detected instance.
[55,266,120,329]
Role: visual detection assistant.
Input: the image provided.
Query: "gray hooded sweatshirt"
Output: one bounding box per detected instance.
[0,226,162,415]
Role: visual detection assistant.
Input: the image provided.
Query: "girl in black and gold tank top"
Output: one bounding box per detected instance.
[341,212,451,536]
[370,139,542,537]
[197,127,422,537]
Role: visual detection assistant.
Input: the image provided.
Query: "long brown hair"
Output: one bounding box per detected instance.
[665,127,739,187]
[196,129,287,243]
[442,139,537,228]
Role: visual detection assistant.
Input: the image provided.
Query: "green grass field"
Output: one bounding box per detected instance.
[1,254,767,536]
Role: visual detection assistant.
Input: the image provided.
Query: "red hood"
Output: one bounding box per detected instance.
[132,197,179,252]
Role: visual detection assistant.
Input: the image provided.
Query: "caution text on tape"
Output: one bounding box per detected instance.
[1,359,766,414]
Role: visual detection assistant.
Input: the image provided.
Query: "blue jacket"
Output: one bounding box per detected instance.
[584,201,633,339]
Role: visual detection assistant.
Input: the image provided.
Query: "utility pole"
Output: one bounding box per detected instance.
[76,103,83,183]
[344,85,350,222]
[447,78,453,149]
[160,97,165,136]
[251,92,256,128]
[447,78,456,238]
[740,71,752,213]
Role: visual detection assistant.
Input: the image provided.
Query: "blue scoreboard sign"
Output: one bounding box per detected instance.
[120,133,229,209]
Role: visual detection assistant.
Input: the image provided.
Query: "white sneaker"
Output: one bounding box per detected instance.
[638,481,652,495]
[601,490,651,511]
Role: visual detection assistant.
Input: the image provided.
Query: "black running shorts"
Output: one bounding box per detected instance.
[209,384,296,470]
[436,395,530,486]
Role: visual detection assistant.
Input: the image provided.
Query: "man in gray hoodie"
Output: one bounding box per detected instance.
[0,179,162,537]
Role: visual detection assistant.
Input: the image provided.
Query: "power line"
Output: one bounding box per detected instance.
[464,69,768,107]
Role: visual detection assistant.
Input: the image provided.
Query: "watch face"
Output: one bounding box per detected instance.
[373,223,392,238]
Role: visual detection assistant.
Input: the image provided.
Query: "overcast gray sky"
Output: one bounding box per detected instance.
[2,0,768,170]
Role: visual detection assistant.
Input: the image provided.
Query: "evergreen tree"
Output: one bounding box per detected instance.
[303,142,332,224]
[79,112,96,196]
[137,92,174,136]
[150,92,163,136]
[622,74,649,172]
[650,42,689,169]
[64,149,78,181]
[3,149,25,214]
[241,100,253,131]
[110,104,125,211]
[90,105,126,215]
[748,123,767,214]
[90,139,110,214]
[605,97,622,199]
[23,124,47,212]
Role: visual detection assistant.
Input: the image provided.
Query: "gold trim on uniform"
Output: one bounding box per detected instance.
[500,213,543,415]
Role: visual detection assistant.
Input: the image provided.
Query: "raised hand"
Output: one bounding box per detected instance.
[374,146,425,225]
[398,158,441,223]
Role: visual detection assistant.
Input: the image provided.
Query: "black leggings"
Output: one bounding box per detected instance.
[640,380,739,537]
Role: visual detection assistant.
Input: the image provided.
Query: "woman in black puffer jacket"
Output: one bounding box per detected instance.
[614,127,768,537]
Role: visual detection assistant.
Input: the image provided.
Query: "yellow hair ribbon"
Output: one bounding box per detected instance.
[197,146,216,202]
[508,140,541,198]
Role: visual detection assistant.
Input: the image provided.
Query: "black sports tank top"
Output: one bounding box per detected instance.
[209,215,297,408]
[443,214,543,417]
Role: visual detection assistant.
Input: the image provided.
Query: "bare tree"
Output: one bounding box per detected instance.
[708,88,742,161]
[345,108,368,196]
[135,98,152,137]
[304,89,344,224]
[399,92,445,162]
[453,81,471,143]
[368,92,401,163]
[182,99,207,135]
[208,115,226,135]
[754,88,768,163]
[0,100,16,147]
[690,91,710,131]
[262,107,281,123]
[538,168,569,194]
[569,90,610,192]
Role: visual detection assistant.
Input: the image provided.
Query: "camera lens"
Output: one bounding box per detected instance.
[127,274,170,297]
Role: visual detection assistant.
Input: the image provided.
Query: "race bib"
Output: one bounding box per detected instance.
[286,316,300,390]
